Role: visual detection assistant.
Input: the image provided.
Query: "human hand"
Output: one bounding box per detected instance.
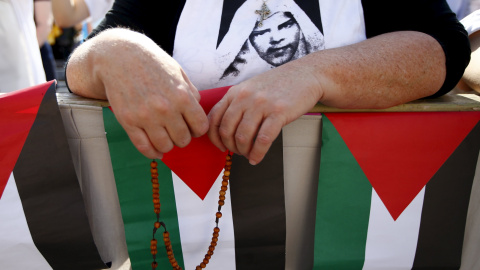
[105,48,208,159]
[67,29,209,159]
[207,63,321,165]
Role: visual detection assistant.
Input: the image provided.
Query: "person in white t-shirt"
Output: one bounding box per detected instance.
[0,0,46,93]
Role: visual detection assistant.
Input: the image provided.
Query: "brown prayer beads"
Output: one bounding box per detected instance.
[150,152,233,269]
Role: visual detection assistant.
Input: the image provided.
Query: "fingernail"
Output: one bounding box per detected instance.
[249,159,257,166]
[157,153,164,160]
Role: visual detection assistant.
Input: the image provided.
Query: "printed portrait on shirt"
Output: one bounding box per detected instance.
[172,0,328,89]
[214,0,325,86]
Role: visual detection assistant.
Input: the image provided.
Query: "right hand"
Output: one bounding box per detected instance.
[67,29,209,159]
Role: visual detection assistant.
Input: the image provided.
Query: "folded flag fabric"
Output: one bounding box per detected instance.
[103,86,286,270]
[315,112,480,269]
[0,81,106,269]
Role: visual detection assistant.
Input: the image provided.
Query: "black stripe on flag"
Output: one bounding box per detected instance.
[12,84,107,269]
[230,133,286,270]
[412,120,480,269]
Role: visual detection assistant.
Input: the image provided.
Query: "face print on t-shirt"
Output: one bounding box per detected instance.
[173,0,365,90]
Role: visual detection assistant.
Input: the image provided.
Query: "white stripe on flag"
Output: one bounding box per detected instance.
[362,188,424,270]
[172,170,236,269]
[0,173,52,269]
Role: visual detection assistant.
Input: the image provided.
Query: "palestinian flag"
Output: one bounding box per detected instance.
[0,81,106,269]
[314,112,480,269]
[103,86,286,270]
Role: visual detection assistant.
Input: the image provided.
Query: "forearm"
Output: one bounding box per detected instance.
[290,31,446,109]
[66,28,186,100]
[51,0,89,28]
[34,1,53,46]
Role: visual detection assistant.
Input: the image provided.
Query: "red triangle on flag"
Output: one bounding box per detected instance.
[0,81,54,199]
[162,86,231,200]
[325,112,480,220]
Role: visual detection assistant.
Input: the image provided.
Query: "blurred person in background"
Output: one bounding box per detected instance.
[447,0,471,19]
[0,0,46,93]
[52,0,113,28]
[34,0,57,81]
[456,9,480,93]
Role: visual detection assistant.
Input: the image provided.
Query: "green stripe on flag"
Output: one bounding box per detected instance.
[314,115,372,269]
[103,108,185,269]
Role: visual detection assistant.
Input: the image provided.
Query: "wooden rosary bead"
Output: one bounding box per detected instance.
[149,153,232,269]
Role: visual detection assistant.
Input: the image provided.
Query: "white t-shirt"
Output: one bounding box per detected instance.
[83,0,114,24]
[0,0,46,93]
[447,0,470,20]
[461,9,480,35]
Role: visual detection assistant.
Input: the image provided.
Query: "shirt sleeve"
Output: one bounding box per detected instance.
[361,0,471,97]
[87,0,186,55]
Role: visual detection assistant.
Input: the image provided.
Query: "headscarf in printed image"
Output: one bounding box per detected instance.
[214,0,325,87]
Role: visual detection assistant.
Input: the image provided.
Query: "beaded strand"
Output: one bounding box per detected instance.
[150,152,233,269]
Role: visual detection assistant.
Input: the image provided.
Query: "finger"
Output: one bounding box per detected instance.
[234,111,262,157]
[248,116,283,165]
[183,101,209,138]
[143,125,175,154]
[163,113,192,148]
[181,69,201,102]
[126,126,165,159]
[207,98,229,152]
[218,102,245,155]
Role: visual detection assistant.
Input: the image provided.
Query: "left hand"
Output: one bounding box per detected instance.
[207,63,321,165]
